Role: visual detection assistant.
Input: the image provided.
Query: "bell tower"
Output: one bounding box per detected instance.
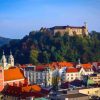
[1,51,7,68]
[8,51,14,66]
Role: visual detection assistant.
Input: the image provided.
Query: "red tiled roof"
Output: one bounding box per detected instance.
[66,68,78,73]
[81,63,92,69]
[49,61,74,70]
[36,66,46,71]
[4,67,25,81]
[22,85,41,92]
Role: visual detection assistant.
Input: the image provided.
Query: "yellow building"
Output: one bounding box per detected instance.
[79,87,100,97]
[89,74,100,84]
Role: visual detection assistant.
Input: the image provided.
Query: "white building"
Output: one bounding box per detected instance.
[66,68,80,82]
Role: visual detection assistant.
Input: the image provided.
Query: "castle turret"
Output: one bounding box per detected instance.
[84,22,88,36]
[1,51,7,68]
[8,51,14,66]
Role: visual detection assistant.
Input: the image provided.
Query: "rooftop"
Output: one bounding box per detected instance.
[4,67,25,81]
[66,68,78,73]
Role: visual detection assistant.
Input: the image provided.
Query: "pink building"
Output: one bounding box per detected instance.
[0,66,25,91]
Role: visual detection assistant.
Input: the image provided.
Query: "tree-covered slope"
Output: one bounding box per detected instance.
[0,31,100,64]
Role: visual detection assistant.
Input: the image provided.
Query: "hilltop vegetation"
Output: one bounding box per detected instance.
[0,31,100,64]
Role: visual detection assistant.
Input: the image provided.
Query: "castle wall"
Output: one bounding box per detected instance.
[53,27,88,36]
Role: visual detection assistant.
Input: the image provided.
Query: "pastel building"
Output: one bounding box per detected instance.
[89,74,100,84]
[66,68,80,82]
[0,66,25,92]
[21,65,51,87]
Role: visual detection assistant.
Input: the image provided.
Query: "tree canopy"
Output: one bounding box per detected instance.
[0,31,100,64]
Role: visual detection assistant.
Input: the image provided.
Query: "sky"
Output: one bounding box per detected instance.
[0,0,100,39]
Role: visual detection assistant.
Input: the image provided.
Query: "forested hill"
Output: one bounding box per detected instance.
[0,36,11,46]
[0,31,100,64]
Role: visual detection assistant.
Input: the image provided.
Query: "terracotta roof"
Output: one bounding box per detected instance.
[2,85,51,98]
[4,67,25,81]
[66,68,78,73]
[36,66,46,71]
[49,61,74,69]
[22,85,41,92]
[81,63,92,69]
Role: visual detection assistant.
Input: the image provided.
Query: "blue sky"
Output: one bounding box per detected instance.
[0,0,100,39]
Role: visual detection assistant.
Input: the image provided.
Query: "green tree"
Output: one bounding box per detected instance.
[30,49,39,64]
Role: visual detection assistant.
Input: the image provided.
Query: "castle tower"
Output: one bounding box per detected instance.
[1,51,7,68]
[0,66,4,91]
[84,22,88,36]
[8,51,14,66]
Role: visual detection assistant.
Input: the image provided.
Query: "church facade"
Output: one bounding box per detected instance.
[0,51,14,70]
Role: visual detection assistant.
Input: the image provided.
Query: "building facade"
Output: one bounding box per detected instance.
[0,67,25,92]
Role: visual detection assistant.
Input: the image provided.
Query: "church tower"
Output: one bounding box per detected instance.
[8,51,14,66]
[1,51,7,68]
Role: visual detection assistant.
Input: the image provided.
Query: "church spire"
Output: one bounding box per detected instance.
[9,50,14,66]
[1,50,7,68]
[10,50,12,56]
[3,50,4,55]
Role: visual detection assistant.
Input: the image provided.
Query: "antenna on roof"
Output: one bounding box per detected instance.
[78,58,81,65]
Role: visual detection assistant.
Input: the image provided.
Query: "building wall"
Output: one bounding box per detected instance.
[65,96,89,100]
[4,79,25,87]
[53,27,88,36]
[79,88,100,96]
[0,67,4,91]
[66,72,80,82]
[79,68,94,76]
[90,74,100,84]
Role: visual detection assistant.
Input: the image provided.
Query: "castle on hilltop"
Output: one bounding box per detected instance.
[40,22,89,36]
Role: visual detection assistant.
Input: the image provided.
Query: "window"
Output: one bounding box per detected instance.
[71,74,73,76]
[67,74,69,76]
[71,77,73,79]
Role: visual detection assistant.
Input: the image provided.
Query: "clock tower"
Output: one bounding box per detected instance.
[0,66,4,91]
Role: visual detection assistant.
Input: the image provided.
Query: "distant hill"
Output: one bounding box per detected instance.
[0,36,11,46]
